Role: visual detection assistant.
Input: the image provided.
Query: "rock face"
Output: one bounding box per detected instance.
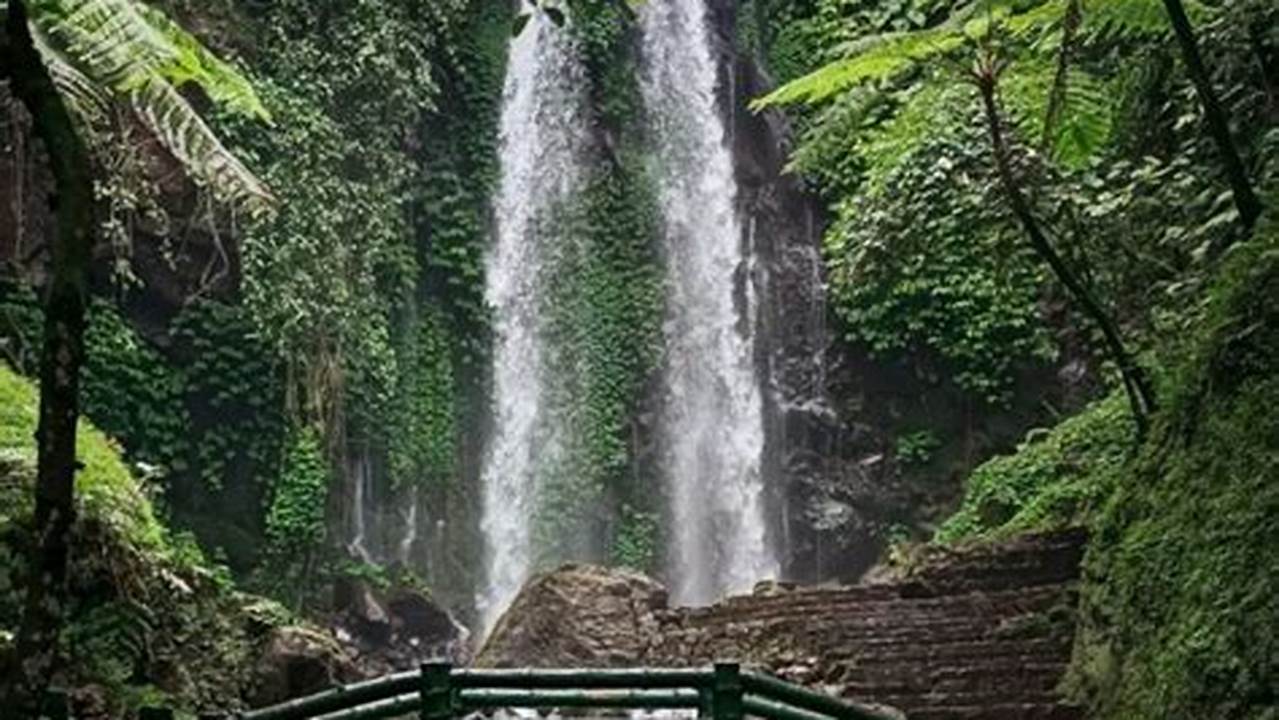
[332,579,472,674]
[482,530,1087,720]
[477,564,668,667]
[248,626,361,708]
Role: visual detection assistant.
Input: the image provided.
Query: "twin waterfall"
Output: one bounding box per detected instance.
[478,0,777,631]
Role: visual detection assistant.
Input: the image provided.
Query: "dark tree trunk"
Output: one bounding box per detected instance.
[0,0,94,712]
[974,62,1156,438]
[1161,0,1263,231]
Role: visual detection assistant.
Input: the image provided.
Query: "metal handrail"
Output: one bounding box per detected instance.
[223,663,898,720]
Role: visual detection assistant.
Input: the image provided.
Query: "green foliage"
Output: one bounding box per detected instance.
[21,0,273,211]
[895,429,942,466]
[934,390,1132,543]
[533,162,664,567]
[416,0,510,362]
[0,362,168,551]
[387,308,457,490]
[933,218,1279,718]
[81,300,189,475]
[264,427,329,558]
[611,504,659,570]
[0,281,42,373]
[171,300,285,492]
[1075,223,1279,720]
[825,136,1055,402]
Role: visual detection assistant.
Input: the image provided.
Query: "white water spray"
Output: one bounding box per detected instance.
[477,9,590,634]
[347,452,375,564]
[640,0,779,605]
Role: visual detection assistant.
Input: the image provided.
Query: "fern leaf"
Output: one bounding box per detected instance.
[1004,60,1113,167]
[134,3,270,122]
[23,0,273,212]
[754,28,965,108]
[1082,0,1212,39]
[129,78,274,214]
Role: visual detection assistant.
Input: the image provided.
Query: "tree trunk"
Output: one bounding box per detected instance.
[1161,0,1263,231]
[0,0,95,712]
[974,64,1156,438]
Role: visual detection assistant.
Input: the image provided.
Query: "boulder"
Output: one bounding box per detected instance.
[332,579,470,673]
[477,564,668,667]
[248,625,360,707]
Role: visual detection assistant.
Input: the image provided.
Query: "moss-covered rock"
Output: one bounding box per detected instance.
[0,365,349,718]
[934,390,1133,544]
[935,218,1279,719]
[1074,223,1279,720]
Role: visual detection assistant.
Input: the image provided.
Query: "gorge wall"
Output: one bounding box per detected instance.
[0,0,1088,636]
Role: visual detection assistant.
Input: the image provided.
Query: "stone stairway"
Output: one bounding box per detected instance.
[478,529,1088,720]
[643,529,1088,720]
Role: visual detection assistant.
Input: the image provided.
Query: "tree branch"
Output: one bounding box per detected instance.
[974,57,1155,439]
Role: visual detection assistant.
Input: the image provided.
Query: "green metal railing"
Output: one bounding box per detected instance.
[218,663,898,720]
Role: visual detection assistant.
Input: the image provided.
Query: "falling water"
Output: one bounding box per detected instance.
[639,0,779,605]
[399,486,419,566]
[477,9,590,634]
[347,452,375,564]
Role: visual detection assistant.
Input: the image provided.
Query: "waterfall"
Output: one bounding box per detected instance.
[477,8,590,634]
[348,451,375,564]
[639,0,779,605]
[399,486,419,566]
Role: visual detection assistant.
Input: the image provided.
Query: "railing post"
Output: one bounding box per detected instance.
[419,662,453,720]
[711,663,743,720]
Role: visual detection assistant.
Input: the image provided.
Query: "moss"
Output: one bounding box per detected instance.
[0,363,168,551]
[1074,223,1279,720]
[934,390,1133,544]
[0,365,290,716]
[936,217,1279,718]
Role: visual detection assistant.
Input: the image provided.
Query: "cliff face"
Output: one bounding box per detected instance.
[708,1,1095,586]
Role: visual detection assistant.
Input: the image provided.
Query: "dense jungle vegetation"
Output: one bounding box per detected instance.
[0,0,1275,717]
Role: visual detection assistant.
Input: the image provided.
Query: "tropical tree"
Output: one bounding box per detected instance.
[753,0,1261,436]
[0,0,269,711]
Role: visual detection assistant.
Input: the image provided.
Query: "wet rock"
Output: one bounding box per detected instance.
[249,626,359,708]
[477,564,668,667]
[332,580,470,674]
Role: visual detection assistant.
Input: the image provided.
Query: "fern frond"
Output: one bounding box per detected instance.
[28,17,111,131]
[30,0,173,89]
[753,28,965,108]
[1004,59,1114,167]
[24,0,273,212]
[134,3,270,122]
[129,78,273,215]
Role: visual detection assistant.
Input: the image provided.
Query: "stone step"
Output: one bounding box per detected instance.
[902,702,1084,720]
[826,639,1070,665]
[670,586,1077,628]
[865,690,1071,709]
[838,660,1069,687]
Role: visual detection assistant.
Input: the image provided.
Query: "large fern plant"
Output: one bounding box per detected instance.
[3,0,272,214]
[755,0,1207,173]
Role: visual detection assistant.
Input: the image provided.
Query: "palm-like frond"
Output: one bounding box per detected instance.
[756,0,1213,111]
[129,78,272,212]
[753,28,965,108]
[17,0,272,213]
[1003,60,1114,167]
